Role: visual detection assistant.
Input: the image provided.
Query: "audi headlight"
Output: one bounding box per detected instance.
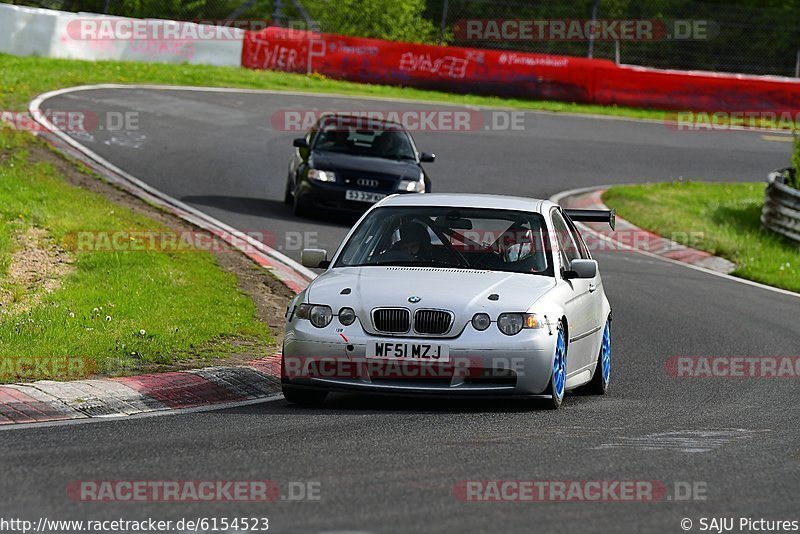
[398,178,425,193]
[338,307,356,326]
[308,169,336,182]
[497,313,541,335]
[296,304,333,328]
[471,313,491,331]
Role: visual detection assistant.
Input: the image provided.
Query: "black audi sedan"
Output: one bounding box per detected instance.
[284,114,435,216]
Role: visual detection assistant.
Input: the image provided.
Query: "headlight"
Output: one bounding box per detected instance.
[398,178,425,193]
[497,313,541,335]
[308,169,336,182]
[471,313,491,331]
[296,304,333,328]
[338,307,356,326]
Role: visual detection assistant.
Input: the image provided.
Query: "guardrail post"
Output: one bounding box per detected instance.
[272,0,285,27]
[587,0,600,58]
[795,50,800,77]
[439,0,449,46]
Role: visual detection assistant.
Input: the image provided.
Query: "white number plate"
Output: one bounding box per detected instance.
[346,190,386,203]
[366,341,450,362]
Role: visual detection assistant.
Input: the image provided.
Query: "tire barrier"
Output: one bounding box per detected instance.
[762,168,800,245]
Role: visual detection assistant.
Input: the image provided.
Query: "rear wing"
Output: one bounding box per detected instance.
[563,208,616,230]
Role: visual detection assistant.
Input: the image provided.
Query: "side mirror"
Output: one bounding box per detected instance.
[563,259,597,280]
[293,138,309,149]
[301,248,329,268]
[419,152,435,163]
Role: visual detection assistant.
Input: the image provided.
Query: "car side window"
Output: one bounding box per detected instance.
[551,209,581,266]
[563,214,591,259]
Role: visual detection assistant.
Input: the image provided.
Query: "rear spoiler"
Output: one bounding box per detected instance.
[564,208,616,230]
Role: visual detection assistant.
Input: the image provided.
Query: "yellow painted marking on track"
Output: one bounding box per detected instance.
[761,135,793,142]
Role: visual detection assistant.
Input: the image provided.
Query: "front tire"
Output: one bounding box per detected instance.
[545,322,567,409]
[292,188,310,217]
[283,385,328,406]
[283,176,293,204]
[586,319,611,395]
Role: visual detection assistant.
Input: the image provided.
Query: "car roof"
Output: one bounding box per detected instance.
[377,193,552,214]
[318,113,404,130]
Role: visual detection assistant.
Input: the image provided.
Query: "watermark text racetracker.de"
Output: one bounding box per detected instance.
[666,356,800,378]
[454,18,717,42]
[65,18,272,41]
[453,480,708,502]
[667,111,800,132]
[1,110,139,134]
[0,356,95,381]
[272,109,527,133]
[67,479,321,502]
[64,229,320,254]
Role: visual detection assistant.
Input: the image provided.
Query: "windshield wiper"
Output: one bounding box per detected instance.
[357,260,464,268]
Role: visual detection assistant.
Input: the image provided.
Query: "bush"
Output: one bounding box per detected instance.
[302,0,439,43]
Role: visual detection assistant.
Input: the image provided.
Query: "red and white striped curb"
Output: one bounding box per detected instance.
[0,356,282,425]
[559,188,737,274]
[1,98,310,427]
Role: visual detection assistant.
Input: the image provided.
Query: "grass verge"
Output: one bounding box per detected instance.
[0,127,275,382]
[0,53,667,120]
[603,181,799,293]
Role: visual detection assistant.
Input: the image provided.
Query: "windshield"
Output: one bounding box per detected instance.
[313,123,417,160]
[334,206,553,275]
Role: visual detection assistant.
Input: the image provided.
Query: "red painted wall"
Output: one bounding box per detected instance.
[242,27,800,114]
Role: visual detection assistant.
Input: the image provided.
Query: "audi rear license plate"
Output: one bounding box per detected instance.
[346,190,386,203]
[367,341,450,362]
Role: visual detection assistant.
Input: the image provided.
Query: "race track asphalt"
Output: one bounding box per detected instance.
[1,87,797,534]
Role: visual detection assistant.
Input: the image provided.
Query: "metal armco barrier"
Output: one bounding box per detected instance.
[762,168,800,245]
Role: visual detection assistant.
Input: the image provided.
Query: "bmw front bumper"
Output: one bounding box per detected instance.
[282,319,560,397]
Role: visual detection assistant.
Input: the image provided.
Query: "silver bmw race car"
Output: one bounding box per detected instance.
[282,193,614,409]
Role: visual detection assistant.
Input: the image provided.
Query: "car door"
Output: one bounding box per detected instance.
[564,212,604,359]
[551,209,595,372]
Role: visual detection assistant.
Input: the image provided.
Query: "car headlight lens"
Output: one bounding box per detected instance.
[296,304,333,328]
[309,305,333,328]
[398,178,425,193]
[497,313,541,335]
[308,169,336,182]
[471,313,491,331]
[338,307,356,326]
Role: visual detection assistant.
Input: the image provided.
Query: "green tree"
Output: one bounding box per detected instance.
[303,0,439,43]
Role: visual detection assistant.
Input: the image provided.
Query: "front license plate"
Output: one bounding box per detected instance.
[345,190,386,203]
[366,341,450,362]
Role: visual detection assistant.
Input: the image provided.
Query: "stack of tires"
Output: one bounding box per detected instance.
[762,168,800,244]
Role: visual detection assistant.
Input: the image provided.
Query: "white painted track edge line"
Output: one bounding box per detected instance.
[29,82,795,134]
[550,186,800,300]
[0,395,285,432]
[30,86,317,282]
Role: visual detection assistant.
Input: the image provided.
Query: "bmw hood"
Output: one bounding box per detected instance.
[305,267,556,336]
